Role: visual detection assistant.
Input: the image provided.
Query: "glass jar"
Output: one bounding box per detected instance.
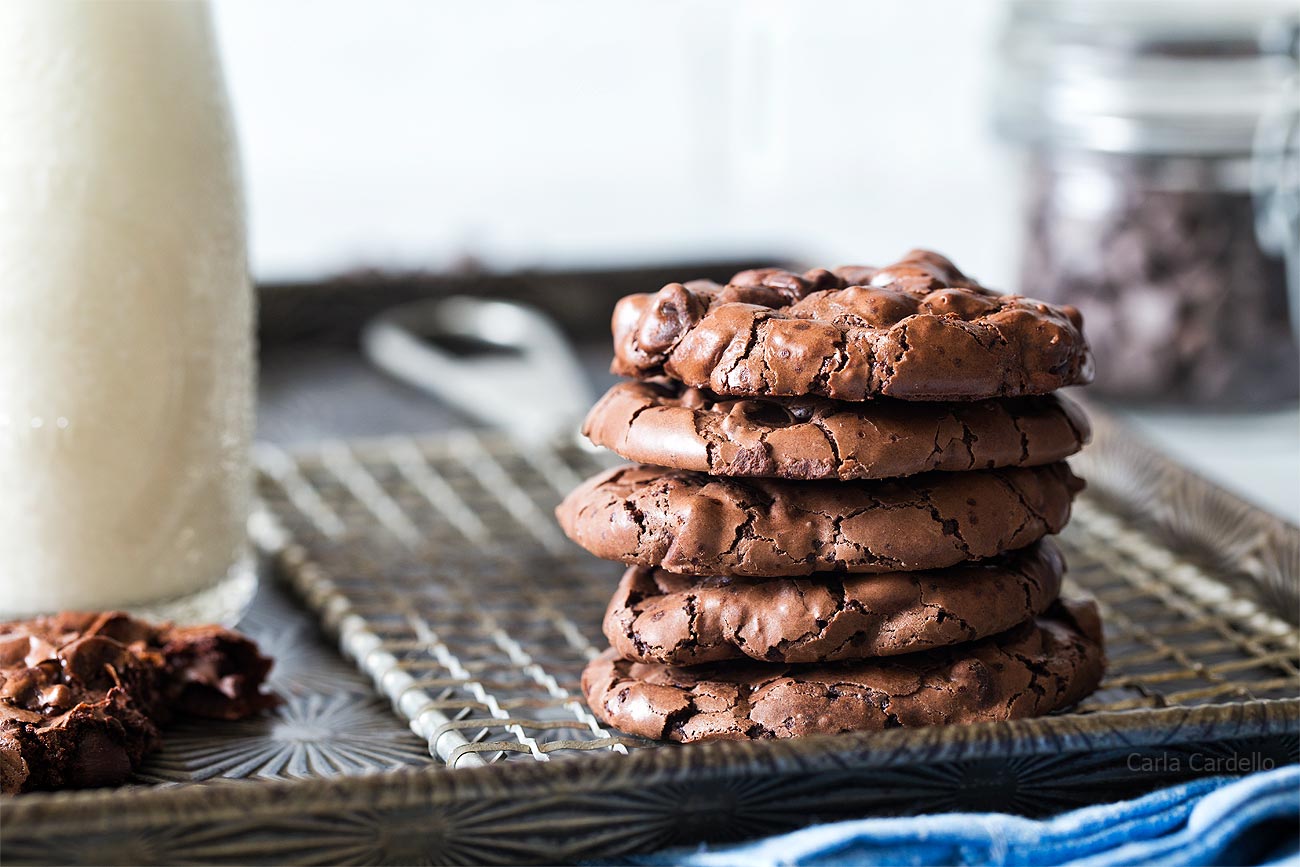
[0,0,256,620]
[996,0,1300,406]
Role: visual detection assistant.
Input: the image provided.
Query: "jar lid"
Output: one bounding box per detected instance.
[995,0,1300,154]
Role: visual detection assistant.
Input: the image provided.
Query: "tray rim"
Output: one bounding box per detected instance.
[5,698,1297,824]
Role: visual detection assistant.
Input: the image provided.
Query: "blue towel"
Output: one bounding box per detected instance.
[620,765,1299,867]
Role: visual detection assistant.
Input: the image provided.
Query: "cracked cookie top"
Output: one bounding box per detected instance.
[582,597,1105,743]
[584,380,1090,481]
[610,249,1093,401]
[604,540,1064,666]
[556,462,1082,577]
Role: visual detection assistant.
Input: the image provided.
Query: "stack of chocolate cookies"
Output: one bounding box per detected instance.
[558,250,1105,743]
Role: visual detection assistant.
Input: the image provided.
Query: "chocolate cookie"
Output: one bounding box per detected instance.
[556,463,1082,577]
[584,380,1090,481]
[605,540,1064,665]
[583,598,1105,743]
[0,612,277,794]
[611,249,1093,401]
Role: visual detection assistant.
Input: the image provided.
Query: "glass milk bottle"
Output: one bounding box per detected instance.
[0,0,256,620]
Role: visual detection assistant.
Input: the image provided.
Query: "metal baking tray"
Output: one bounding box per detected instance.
[3,408,1297,866]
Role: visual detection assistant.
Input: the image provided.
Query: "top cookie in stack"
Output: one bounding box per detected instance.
[558,249,1106,744]
[608,248,1091,401]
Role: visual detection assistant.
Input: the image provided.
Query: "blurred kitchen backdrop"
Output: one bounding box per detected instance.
[210,0,1299,520]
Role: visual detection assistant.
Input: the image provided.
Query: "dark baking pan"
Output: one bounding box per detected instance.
[3,407,1296,866]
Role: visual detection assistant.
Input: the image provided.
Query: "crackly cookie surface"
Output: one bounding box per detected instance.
[610,249,1093,401]
[584,380,1090,481]
[557,463,1082,577]
[604,540,1064,665]
[583,598,1105,743]
[0,611,278,794]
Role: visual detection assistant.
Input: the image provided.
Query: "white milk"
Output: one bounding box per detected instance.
[0,1,254,616]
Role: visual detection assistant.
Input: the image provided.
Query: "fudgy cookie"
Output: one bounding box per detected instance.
[556,463,1082,577]
[604,540,1064,665]
[583,598,1105,743]
[0,611,277,794]
[584,380,1090,481]
[611,249,1093,401]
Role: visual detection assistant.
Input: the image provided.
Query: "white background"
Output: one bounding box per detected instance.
[212,0,1020,286]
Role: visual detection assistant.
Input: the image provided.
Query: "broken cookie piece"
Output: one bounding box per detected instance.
[0,611,277,794]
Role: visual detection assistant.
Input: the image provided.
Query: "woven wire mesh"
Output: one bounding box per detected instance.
[254,431,1300,769]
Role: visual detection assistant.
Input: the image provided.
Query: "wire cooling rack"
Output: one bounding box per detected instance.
[253,420,1300,769]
